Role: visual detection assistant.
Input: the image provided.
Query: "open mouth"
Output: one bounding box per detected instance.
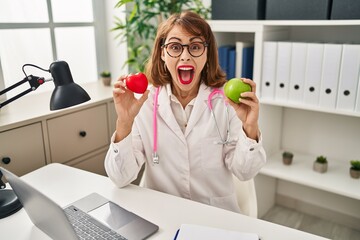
[177,65,194,85]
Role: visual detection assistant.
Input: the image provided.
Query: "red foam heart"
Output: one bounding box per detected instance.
[125,72,148,94]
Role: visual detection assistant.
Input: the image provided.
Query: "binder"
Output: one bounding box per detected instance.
[319,44,342,109]
[218,45,235,79]
[228,48,236,79]
[288,42,307,103]
[336,44,360,111]
[260,41,277,100]
[303,43,324,106]
[235,41,253,78]
[275,41,292,101]
[242,46,254,79]
[356,73,360,113]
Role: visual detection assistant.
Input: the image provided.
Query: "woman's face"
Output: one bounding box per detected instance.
[161,25,207,95]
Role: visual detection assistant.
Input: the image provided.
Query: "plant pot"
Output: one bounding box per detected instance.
[101,77,111,86]
[282,156,293,165]
[282,152,293,165]
[350,168,360,179]
[313,161,328,173]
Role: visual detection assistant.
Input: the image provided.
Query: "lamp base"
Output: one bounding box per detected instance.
[0,189,22,219]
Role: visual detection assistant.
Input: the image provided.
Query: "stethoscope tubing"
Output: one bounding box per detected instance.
[152,87,160,164]
[208,89,231,145]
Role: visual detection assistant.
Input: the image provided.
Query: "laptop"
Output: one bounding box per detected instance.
[0,167,159,240]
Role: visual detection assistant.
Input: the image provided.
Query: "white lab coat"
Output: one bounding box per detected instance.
[105,83,266,213]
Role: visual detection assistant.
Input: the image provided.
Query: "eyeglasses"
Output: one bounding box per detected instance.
[161,41,208,58]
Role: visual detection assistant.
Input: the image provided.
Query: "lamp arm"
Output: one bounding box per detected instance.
[0,75,46,109]
[0,77,28,96]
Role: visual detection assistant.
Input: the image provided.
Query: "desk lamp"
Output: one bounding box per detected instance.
[0,60,91,218]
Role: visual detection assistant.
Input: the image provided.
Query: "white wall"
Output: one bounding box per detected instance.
[282,108,360,161]
[104,1,128,79]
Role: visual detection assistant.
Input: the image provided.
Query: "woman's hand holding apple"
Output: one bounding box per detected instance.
[224,78,260,141]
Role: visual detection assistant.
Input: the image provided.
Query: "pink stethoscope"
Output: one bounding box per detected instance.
[152,87,233,164]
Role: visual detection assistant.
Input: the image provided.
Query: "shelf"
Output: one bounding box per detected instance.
[261,20,360,26]
[208,20,262,32]
[208,20,360,29]
[260,151,360,200]
[260,100,360,118]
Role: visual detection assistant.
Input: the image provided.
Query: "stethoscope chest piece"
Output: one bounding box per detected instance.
[152,152,159,164]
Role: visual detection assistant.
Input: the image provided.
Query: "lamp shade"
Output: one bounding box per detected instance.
[49,61,91,110]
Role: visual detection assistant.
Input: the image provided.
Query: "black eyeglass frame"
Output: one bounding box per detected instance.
[161,41,208,58]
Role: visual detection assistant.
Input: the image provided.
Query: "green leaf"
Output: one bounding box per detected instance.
[115,0,134,8]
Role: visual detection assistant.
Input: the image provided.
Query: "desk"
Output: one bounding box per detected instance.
[0,163,328,240]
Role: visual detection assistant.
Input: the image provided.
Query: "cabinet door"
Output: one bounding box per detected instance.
[108,101,117,136]
[0,123,46,176]
[47,104,109,164]
[71,150,107,176]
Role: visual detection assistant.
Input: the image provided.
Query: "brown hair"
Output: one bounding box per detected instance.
[145,11,226,88]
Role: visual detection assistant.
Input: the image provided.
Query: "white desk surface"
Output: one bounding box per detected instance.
[0,163,329,240]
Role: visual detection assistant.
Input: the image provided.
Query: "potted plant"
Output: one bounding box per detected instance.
[313,155,328,173]
[282,151,294,165]
[112,0,210,72]
[100,71,111,86]
[350,160,360,179]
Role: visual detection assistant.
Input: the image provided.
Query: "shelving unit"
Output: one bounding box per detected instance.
[209,20,360,224]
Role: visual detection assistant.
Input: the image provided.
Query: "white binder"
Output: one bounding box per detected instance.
[319,44,342,109]
[304,43,324,106]
[288,42,307,103]
[275,42,292,101]
[336,44,360,111]
[260,41,277,100]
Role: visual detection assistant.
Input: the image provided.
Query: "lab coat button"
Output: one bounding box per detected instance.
[249,147,254,151]
[114,149,118,153]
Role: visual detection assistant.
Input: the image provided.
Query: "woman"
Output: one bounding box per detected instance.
[105,11,266,213]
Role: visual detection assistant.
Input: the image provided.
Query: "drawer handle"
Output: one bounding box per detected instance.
[79,131,87,137]
[2,157,11,164]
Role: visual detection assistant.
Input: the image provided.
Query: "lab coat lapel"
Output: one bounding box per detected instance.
[156,87,187,144]
[184,84,211,137]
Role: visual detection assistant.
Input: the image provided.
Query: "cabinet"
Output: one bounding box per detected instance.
[71,150,108,176]
[0,81,116,177]
[0,123,46,176]
[47,104,109,164]
[107,101,117,137]
[209,20,360,227]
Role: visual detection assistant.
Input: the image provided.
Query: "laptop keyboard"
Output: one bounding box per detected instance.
[64,205,127,240]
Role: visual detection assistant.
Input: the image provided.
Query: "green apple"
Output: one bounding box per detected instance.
[224,78,252,103]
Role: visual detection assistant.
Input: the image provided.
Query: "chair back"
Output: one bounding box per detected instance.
[232,175,258,218]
